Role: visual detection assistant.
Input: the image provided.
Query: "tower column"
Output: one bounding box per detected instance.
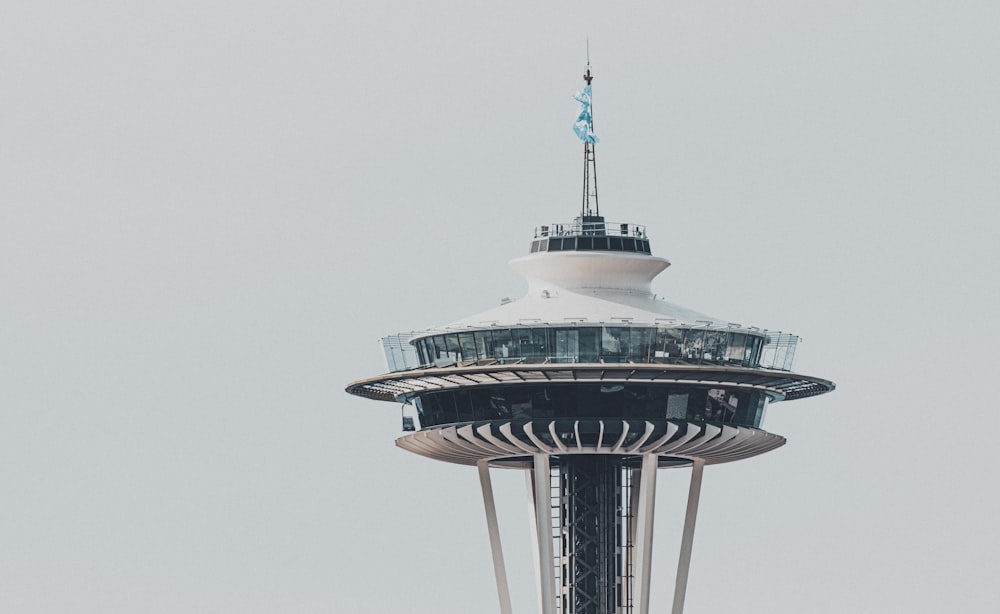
[558,455,624,614]
[632,453,659,614]
[532,454,556,614]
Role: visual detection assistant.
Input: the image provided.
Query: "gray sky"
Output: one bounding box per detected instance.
[2,1,999,612]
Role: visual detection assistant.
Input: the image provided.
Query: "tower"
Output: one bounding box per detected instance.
[345,66,834,614]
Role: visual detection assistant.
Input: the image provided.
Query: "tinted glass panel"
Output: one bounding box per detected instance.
[474,330,495,361]
[417,327,777,370]
[458,333,476,362]
[493,328,514,360]
[579,328,600,362]
[416,384,768,428]
[602,327,630,362]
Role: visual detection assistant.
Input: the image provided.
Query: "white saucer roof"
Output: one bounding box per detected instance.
[427,249,736,335]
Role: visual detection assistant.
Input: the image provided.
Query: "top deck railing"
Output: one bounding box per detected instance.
[534,220,647,239]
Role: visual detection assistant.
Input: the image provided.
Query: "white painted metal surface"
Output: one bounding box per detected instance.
[397,420,785,466]
[671,459,705,614]
[532,455,556,614]
[525,470,544,614]
[439,249,736,330]
[632,453,659,614]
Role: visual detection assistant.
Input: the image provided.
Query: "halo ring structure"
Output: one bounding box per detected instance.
[396,419,786,467]
[347,363,834,404]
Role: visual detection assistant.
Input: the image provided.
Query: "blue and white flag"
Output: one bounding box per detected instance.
[573,85,599,144]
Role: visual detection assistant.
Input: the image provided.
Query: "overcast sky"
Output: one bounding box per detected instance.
[3,1,999,613]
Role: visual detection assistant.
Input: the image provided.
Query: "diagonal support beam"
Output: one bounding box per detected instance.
[478,460,513,614]
[671,459,705,614]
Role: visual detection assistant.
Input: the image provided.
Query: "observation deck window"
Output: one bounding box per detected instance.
[387,325,799,373]
[529,219,652,255]
[413,384,772,429]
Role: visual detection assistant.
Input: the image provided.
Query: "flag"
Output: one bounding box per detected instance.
[573,85,599,144]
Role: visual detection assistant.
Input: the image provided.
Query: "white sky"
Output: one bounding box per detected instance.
[2,1,999,613]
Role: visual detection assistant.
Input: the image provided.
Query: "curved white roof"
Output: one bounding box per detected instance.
[437,250,731,331]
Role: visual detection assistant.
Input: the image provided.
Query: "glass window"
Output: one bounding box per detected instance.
[732,391,753,425]
[531,328,550,358]
[609,236,623,251]
[703,331,723,363]
[554,329,579,363]
[685,389,708,421]
[453,390,473,422]
[681,329,704,362]
[748,335,763,366]
[599,384,625,417]
[469,388,491,420]
[706,388,738,422]
[666,392,688,419]
[577,236,593,250]
[444,334,461,360]
[655,327,684,360]
[751,395,767,427]
[629,328,653,362]
[579,327,600,362]
[493,328,513,361]
[602,327,629,362]
[431,335,451,364]
[530,388,554,419]
[725,333,747,365]
[512,327,534,358]
[458,332,476,363]
[474,330,495,361]
[549,238,564,251]
[593,236,608,250]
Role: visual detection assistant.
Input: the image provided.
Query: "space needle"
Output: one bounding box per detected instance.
[346,64,835,614]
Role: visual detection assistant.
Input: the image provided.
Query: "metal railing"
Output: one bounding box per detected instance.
[534,220,647,239]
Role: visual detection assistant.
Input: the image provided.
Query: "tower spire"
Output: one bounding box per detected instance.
[580,59,601,217]
[576,56,599,218]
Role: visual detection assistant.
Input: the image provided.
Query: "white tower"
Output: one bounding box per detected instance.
[346,67,834,614]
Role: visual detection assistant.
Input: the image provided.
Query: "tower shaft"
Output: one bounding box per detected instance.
[559,456,626,614]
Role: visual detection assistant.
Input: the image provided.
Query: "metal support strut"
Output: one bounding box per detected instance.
[671,459,705,614]
[478,460,513,614]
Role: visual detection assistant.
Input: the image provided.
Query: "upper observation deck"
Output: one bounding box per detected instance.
[529,215,652,255]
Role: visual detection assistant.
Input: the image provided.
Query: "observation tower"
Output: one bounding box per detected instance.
[346,65,835,614]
